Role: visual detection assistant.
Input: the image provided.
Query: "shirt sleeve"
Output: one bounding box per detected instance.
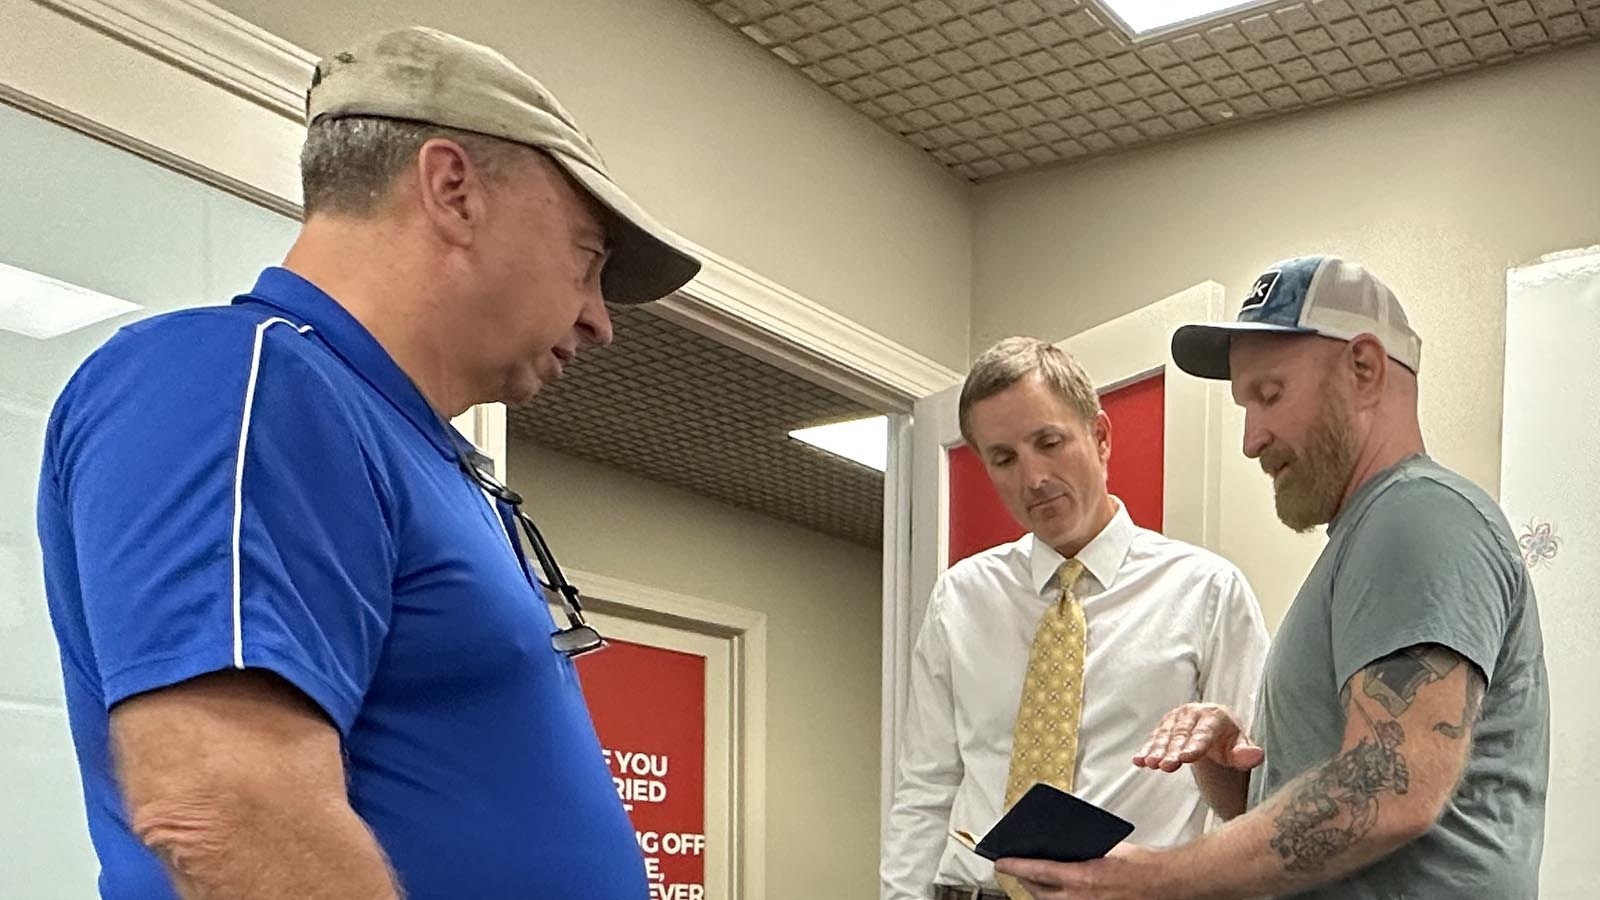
[47,313,396,734]
[1198,565,1272,733]
[882,575,963,900]
[1330,478,1515,692]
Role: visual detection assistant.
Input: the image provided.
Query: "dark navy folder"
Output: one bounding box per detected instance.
[952,783,1136,863]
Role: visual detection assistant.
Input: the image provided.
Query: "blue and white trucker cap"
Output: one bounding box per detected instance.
[1171,255,1422,380]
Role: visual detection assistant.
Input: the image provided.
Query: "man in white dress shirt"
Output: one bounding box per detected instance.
[882,337,1270,900]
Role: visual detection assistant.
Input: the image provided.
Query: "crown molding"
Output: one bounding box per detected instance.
[36,0,315,117]
[16,0,961,409]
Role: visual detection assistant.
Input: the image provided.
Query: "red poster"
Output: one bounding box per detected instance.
[577,640,706,900]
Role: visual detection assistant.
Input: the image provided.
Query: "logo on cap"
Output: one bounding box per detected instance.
[1240,270,1281,313]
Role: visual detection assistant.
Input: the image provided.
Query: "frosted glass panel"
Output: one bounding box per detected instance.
[0,99,299,895]
[0,702,104,899]
[1501,250,1600,900]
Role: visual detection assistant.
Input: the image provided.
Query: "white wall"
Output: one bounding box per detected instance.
[508,440,883,900]
[211,0,976,372]
[973,42,1600,625]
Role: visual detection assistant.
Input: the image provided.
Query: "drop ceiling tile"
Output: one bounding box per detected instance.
[692,0,1600,180]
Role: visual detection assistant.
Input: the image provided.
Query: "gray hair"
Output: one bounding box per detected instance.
[299,116,527,217]
[958,336,1101,445]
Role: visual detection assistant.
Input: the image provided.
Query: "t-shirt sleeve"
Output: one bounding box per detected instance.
[1329,478,1516,692]
[46,313,396,734]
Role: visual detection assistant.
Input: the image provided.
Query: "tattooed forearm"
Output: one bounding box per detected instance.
[1265,645,1477,880]
[1269,714,1409,873]
[1362,645,1459,717]
[1433,668,1486,740]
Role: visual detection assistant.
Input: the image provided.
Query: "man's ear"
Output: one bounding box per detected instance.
[414,137,484,249]
[1346,333,1389,404]
[1093,409,1112,465]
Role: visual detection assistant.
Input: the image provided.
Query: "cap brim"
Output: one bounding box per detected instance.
[549,152,702,305]
[1171,321,1317,379]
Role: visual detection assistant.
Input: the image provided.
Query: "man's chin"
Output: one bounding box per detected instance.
[1273,488,1331,533]
[499,376,547,409]
[1030,516,1078,551]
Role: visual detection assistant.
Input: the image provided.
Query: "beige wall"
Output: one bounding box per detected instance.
[972,43,1600,627]
[507,440,882,900]
[212,0,975,372]
[974,42,1600,502]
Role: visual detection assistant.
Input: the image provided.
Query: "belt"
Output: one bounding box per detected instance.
[932,886,1008,900]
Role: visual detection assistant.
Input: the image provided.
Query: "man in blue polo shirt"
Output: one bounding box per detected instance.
[37,27,699,899]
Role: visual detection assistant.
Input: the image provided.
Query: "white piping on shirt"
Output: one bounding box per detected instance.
[232,317,314,669]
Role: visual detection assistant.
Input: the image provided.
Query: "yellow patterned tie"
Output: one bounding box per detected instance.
[998,559,1087,900]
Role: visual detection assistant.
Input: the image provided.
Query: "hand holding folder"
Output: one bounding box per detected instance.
[951,783,1135,863]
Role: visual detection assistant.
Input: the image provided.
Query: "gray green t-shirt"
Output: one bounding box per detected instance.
[1249,454,1549,899]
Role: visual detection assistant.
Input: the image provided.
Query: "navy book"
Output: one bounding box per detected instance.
[951,783,1136,863]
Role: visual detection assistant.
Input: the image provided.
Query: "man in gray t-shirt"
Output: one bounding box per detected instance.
[1250,453,1548,898]
[994,255,1548,900]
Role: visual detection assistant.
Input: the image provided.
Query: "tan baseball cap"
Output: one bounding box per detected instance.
[306,26,701,305]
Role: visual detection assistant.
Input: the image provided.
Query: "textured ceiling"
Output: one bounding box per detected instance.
[695,0,1600,179]
[510,306,886,547]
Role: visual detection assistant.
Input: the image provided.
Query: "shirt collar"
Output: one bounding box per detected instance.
[1028,497,1136,596]
[234,267,464,461]
[1328,452,1430,536]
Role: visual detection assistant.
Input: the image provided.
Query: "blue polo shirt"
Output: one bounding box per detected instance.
[37,268,646,899]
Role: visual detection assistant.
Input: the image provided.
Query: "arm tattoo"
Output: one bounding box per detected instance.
[1361,645,1459,717]
[1269,693,1409,873]
[1269,645,1475,873]
[1433,669,1486,740]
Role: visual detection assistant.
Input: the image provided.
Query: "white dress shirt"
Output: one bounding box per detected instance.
[882,501,1270,898]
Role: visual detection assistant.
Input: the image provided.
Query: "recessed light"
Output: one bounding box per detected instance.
[1097,0,1272,37]
[789,415,888,472]
[0,262,143,340]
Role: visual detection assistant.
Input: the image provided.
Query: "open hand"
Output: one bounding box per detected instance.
[1132,702,1263,773]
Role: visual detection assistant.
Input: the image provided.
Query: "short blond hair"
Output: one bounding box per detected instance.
[958,337,1100,445]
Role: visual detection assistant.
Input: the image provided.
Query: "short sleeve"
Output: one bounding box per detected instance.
[1330,479,1515,691]
[47,312,396,733]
